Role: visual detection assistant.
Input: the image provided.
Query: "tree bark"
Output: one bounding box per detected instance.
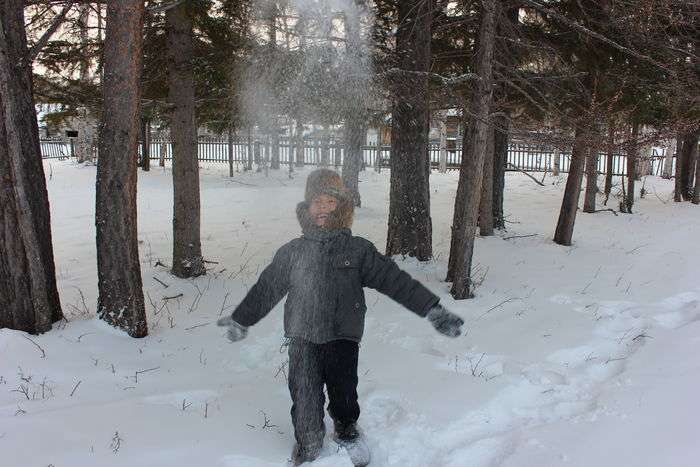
[438,120,448,173]
[479,123,495,236]
[447,121,473,281]
[167,3,205,278]
[295,119,304,167]
[0,0,63,334]
[674,134,684,202]
[692,141,700,204]
[95,0,147,337]
[492,115,508,230]
[270,126,280,169]
[552,147,560,176]
[341,4,368,207]
[140,116,150,171]
[661,138,676,179]
[228,125,235,177]
[0,0,62,334]
[343,114,366,207]
[553,126,586,246]
[449,0,497,299]
[583,139,598,213]
[680,130,699,201]
[604,124,614,200]
[386,0,434,261]
[624,122,639,213]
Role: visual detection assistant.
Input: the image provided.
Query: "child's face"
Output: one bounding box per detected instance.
[309,194,338,227]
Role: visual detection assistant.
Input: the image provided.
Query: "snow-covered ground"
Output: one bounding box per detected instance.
[2,161,698,467]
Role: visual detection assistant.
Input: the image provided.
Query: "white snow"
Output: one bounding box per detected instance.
[1,161,698,466]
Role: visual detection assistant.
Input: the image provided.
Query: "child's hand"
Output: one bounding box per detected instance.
[426,304,464,337]
[217,316,248,342]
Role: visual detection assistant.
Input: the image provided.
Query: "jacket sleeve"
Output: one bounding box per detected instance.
[359,240,439,317]
[231,243,292,327]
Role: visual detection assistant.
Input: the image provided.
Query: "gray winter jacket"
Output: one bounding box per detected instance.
[230,204,440,343]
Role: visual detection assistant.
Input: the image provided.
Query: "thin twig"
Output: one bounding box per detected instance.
[507,163,546,186]
[70,380,82,397]
[153,277,170,288]
[503,234,537,240]
[163,293,184,301]
[22,336,46,358]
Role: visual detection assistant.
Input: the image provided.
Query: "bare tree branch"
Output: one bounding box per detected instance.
[24,1,76,65]
[522,0,673,74]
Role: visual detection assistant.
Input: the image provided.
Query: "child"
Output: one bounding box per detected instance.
[218,169,464,466]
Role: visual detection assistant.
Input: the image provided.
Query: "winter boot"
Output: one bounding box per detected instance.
[333,422,371,467]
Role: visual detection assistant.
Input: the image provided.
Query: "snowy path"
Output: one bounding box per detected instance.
[1,162,699,467]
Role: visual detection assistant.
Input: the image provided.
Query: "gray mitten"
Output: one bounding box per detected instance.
[216,316,248,342]
[426,304,464,337]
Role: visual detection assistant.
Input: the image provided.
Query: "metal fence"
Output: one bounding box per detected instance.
[40,137,674,176]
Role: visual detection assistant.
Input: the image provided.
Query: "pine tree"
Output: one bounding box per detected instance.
[95,0,148,338]
[0,0,63,334]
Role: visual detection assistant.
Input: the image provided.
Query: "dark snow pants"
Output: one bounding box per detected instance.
[287,338,360,447]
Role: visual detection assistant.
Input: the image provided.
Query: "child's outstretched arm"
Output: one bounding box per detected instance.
[217,243,292,342]
[360,240,464,337]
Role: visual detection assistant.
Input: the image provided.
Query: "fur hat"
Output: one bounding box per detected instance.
[300,169,354,230]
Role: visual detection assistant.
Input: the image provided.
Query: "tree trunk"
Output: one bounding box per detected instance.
[386,0,433,261]
[270,125,280,169]
[295,119,304,167]
[553,126,586,246]
[583,140,598,213]
[449,0,497,299]
[492,115,508,230]
[692,140,700,204]
[479,123,495,236]
[343,114,365,207]
[140,116,150,171]
[552,147,560,176]
[636,138,651,180]
[447,121,473,281]
[159,138,166,167]
[624,122,639,213]
[674,134,684,202]
[75,4,96,165]
[95,0,147,337]
[0,0,62,334]
[321,127,330,167]
[680,130,699,201]
[341,4,367,207]
[167,3,205,278]
[604,124,614,201]
[247,127,254,170]
[438,120,448,173]
[661,138,676,179]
